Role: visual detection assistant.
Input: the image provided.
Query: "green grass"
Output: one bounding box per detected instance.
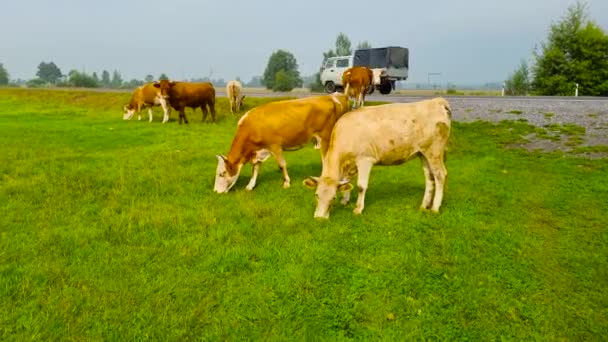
[507,110,523,115]
[544,112,554,119]
[1,89,607,340]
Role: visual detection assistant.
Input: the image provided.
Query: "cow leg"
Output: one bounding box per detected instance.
[179,108,188,124]
[209,101,216,122]
[201,106,208,122]
[353,159,373,215]
[148,108,154,122]
[340,180,352,205]
[420,156,435,210]
[269,145,290,188]
[161,99,170,123]
[427,155,447,212]
[245,162,261,191]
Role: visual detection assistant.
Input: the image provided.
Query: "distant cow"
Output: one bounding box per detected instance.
[213,93,350,193]
[342,66,373,109]
[155,80,216,124]
[304,98,451,219]
[123,83,170,123]
[226,80,245,114]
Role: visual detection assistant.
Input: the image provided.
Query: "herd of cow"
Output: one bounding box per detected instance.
[122,67,451,219]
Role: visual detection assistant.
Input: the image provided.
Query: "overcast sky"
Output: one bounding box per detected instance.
[2,0,607,84]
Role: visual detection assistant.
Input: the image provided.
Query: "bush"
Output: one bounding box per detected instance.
[26,78,48,88]
[273,70,297,92]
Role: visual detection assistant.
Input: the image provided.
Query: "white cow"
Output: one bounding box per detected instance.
[226,80,245,114]
[304,98,451,219]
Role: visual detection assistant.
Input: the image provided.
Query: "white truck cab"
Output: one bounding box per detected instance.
[319,46,409,95]
[319,56,353,93]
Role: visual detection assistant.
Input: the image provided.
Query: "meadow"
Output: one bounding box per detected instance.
[0,88,606,340]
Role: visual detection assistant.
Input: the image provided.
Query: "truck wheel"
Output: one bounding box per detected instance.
[324,81,336,93]
[379,81,392,95]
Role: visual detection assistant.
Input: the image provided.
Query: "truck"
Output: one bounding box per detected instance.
[319,46,409,95]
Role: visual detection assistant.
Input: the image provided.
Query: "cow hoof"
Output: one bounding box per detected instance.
[353,207,363,215]
[245,185,255,191]
[340,198,350,205]
[282,182,291,189]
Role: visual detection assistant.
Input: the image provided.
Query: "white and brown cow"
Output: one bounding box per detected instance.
[342,66,373,109]
[304,98,452,219]
[123,82,171,123]
[213,93,350,193]
[226,80,245,114]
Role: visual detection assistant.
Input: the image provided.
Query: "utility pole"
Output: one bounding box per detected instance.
[575,83,579,97]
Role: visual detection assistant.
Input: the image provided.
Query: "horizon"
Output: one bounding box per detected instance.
[2,0,607,85]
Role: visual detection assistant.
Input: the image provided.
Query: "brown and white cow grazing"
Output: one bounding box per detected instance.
[155,80,216,124]
[123,83,170,123]
[304,98,451,219]
[342,66,373,109]
[213,93,350,193]
[226,80,245,114]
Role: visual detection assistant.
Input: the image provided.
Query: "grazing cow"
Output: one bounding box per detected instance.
[304,98,451,219]
[226,80,245,114]
[213,93,350,193]
[342,66,373,109]
[122,83,170,123]
[155,80,216,124]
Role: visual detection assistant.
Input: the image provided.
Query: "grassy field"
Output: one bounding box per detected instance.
[1,88,607,340]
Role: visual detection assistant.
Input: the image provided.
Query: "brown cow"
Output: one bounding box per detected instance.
[123,83,170,123]
[156,80,216,124]
[304,98,452,219]
[226,80,245,114]
[213,93,350,193]
[342,66,373,109]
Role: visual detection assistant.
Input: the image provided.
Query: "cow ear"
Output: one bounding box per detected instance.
[337,180,353,192]
[169,81,177,87]
[303,177,319,189]
[153,82,160,88]
[216,155,227,164]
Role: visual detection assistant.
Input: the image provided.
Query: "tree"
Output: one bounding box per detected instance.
[145,74,154,83]
[262,49,302,91]
[159,73,169,80]
[36,61,62,84]
[110,70,123,88]
[101,70,111,87]
[505,60,531,95]
[92,72,99,83]
[0,63,9,85]
[533,1,608,96]
[357,41,372,49]
[67,70,99,88]
[335,32,352,56]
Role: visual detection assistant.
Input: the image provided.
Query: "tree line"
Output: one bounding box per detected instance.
[2,2,605,96]
[504,1,608,96]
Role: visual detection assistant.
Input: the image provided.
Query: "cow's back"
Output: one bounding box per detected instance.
[237,94,348,148]
[170,82,215,107]
[331,98,451,160]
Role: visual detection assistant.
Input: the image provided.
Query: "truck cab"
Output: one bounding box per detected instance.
[319,56,352,93]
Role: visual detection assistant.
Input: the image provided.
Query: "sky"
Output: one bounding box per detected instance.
[2,0,607,85]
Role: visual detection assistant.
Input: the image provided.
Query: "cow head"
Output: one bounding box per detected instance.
[214,155,243,193]
[371,68,385,85]
[303,176,353,219]
[237,94,245,109]
[123,104,136,120]
[153,80,175,100]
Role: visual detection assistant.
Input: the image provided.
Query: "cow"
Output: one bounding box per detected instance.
[155,80,216,124]
[342,66,373,109]
[122,83,170,123]
[213,93,350,193]
[304,98,451,219]
[226,80,245,114]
